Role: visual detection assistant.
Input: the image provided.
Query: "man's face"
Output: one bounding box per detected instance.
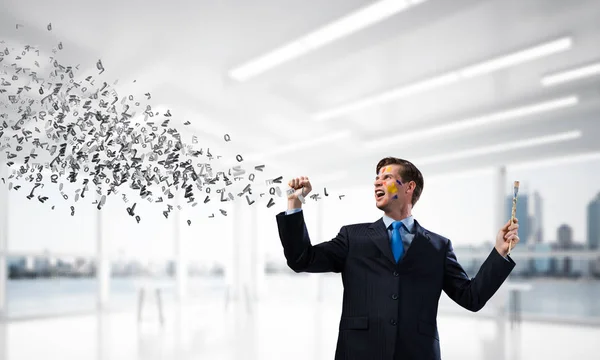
[374,164,406,211]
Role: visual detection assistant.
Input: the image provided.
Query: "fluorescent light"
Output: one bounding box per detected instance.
[541,61,600,86]
[229,43,310,82]
[413,130,582,165]
[363,95,578,149]
[426,167,496,183]
[301,0,413,48]
[418,151,600,182]
[313,37,573,121]
[246,130,352,160]
[229,0,427,81]
[508,151,600,171]
[460,37,573,78]
[316,73,460,121]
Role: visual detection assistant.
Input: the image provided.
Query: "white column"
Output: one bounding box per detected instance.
[174,198,187,302]
[492,165,508,360]
[228,199,243,306]
[96,310,108,360]
[0,321,6,360]
[315,200,324,302]
[253,207,266,301]
[97,193,110,311]
[230,198,259,312]
[495,166,507,230]
[249,203,259,301]
[0,164,7,319]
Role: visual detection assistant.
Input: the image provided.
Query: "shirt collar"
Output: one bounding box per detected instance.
[382,214,415,233]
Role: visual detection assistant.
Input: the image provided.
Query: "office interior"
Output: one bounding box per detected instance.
[1,0,600,359]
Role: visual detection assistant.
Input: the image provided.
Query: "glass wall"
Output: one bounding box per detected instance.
[181,202,231,307]
[503,157,600,320]
[6,170,97,255]
[5,167,98,318]
[4,156,599,322]
[6,255,97,318]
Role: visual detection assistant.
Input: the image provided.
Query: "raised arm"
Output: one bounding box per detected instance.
[443,220,519,312]
[443,240,514,312]
[276,210,348,273]
[275,175,348,273]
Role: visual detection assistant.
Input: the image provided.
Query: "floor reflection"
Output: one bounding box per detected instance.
[1,298,599,360]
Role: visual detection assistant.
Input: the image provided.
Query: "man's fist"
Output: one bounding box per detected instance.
[495,218,520,257]
[287,176,312,208]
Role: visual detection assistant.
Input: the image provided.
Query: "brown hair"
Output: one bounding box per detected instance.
[376,157,424,206]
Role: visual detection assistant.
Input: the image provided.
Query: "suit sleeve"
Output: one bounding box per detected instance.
[442,240,515,312]
[276,210,348,273]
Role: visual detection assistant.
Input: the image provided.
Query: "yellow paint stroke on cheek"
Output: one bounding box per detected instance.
[387,181,398,194]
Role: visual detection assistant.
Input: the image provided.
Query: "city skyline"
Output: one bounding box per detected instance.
[503,160,600,246]
[505,189,600,248]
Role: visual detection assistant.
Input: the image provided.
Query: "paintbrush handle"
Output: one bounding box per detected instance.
[509,189,519,255]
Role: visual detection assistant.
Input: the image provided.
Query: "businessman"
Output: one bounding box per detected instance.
[275,157,519,360]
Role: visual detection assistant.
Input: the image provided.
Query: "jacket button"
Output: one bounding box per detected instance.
[393,271,399,277]
[391,294,398,300]
[390,319,397,326]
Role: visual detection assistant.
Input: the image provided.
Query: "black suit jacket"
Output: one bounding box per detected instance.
[276,210,515,360]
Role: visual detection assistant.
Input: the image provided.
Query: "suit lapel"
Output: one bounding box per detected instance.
[368,218,396,265]
[398,220,431,270]
[368,218,431,267]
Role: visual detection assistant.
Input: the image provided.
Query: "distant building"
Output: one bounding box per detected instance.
[531,242,552,275]
[34,257,50,273]
[6,256,26,269]
[553,242,587,278]
[167,261,176,277]
[25,256,35,271]
[588,192,600,250]
[569,243,587,277]
[532,192,544,243]
[506,194,530,245]
[592,257,600,278]
[556,224,575,277]
[557,224,574,250]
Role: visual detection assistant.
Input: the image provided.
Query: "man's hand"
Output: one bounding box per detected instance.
[287,176,312,210]
[495,218,520,257]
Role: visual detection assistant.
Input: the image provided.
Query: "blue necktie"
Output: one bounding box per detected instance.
[390,221,405,263]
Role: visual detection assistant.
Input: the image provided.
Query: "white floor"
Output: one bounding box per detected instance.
[1,297,599,360]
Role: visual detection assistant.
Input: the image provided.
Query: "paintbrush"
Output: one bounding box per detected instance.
[509,181,519,255]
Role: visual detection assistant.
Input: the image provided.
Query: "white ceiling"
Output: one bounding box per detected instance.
[1,0,600,187]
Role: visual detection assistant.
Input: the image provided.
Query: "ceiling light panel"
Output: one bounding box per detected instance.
[313,37,573,121]
[413,130,582,166]
[228,0,428,82]
[363,95,579,149]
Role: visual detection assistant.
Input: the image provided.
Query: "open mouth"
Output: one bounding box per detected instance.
[375,189,385,200]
